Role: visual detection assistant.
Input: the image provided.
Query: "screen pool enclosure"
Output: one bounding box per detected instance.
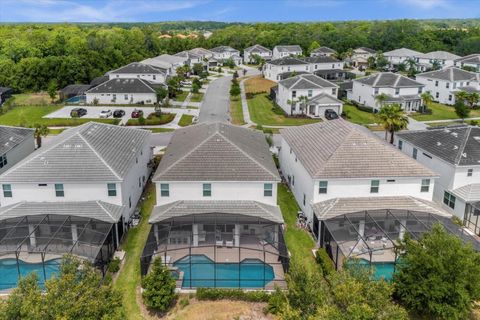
[0,214,117,290]
[320,209,480,276]
[141,213,289,290]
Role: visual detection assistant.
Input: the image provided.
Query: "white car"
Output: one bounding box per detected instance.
[99,110,112,118]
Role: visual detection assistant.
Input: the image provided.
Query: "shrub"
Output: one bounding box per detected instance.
[245,92,255,99]
[108,257,121,273]
[178,297,189,309]
[141,257,177,312]
[452,215,464,226]
[315,248,335,276]
[196,288,270,302]
[138,116,146,125]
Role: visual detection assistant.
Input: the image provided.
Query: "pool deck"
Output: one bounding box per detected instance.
[0,252,63,264]
[338,240,397,264]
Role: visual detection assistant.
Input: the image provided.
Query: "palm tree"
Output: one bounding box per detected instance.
[287,99,297,116]
[34,124,50,148]
[375,93,389,110]
[405,58,417,73]
[431,60,441,71]
[465,92,479,109]
[455,91,469,105]
[297,95,309,116]
[376,104,409,144]
[421,91,433,113]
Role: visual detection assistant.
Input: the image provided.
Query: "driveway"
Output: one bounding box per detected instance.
[198,75,232,123]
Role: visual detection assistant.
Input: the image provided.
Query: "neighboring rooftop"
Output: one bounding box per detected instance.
[416,67,477,82]
[452,184,480,202]
[210,46,239,53]
[86,78,156,94]
[60,84,92,96]
[245,44,272,53]
[308,92,343,105]
[455,53,480,64]
[397,125,480,166]
[268,57,308,66]
[311,46,337,54]
[278,74,338,90]
[355,72,423,88]
[354,47,376,54]
[141,54,187,69]
[0,87,12,95]
[274,45,302,53]
[304,56,340,64]
[0,122,150,183]
[109,62,165,75]
[150,200,283,224]
[280,119,436,179]
[0,126,34,155]
[383,47,423,57]
[153,122,280,182]
[416,51,461,61]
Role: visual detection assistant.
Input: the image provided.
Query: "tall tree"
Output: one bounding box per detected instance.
[141,257,177,312]
[34,124,49,148]
[421,91,433,112]
[465,92,479,109]
[455,99,470,122]
[376,104,409,144]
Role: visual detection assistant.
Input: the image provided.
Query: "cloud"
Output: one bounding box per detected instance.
[400,0,451,10]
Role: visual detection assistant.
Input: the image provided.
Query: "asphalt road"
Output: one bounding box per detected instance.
[198,75,232,123]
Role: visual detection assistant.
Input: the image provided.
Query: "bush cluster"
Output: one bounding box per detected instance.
[196,288,270,302]
[315,248,335,277]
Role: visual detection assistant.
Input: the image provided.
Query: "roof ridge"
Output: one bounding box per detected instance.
[0,201,24,215]
[455,126,472,165]
[96,201,116,221]
[393,73,401,87]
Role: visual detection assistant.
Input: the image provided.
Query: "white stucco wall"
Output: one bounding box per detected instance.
[276,84,339,115]
[86,92,157,105]
[264,63,310,82]
[272,48,302,60]
[109,73,166,84]
[244,50,272,64]
[416,76,477,105]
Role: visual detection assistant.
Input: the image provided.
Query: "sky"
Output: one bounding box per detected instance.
[0,0,479,23]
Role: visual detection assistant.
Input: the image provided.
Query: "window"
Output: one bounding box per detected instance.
[448,95,452,101]
[398,140,403,150]
[129,196,131,208]
[55,184,64,197]
[203,183,211,197]
[138,177,141,187]
[435,92,439,98]
[292,91,296,98]
[435,80,438,87]
[443,191,456,209]
[160,184,169,197]
[0,154,7,168]
[446,82,450,88]
[308,90,312,98]
[2,184,12,198]
[319,181,328,194]
[418,87,423,94]
[332,88,336,95]
[370,180,380,193]
[153,75,156,80]
[264,183,273,197]
[374,88,379,94]
[395,88,400,95]
[413,148,418,159]
[107,183,117,196]
[124,94,128,100]
[292,176,295,186]
[421,179,430,192]
[303,194,306,206]
[468,169,473,177]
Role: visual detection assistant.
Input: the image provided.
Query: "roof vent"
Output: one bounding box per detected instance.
[63,144,71,148]
[452,132,458,137]
[436,142,441,146]
[474,136,480,142]
[462,153,467,158]
[453,145,458,149]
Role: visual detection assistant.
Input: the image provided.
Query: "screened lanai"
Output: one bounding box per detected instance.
[321,209,480,271]
[141,201,289,290]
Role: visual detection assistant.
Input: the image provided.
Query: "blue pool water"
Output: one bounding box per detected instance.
[173,255,275,288]
[357,259,395,281]
[0,258,61,290]
[65,95,85,104]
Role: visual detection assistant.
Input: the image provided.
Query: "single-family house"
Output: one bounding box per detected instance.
[272,45,303,59]
[210,46,242,65]
[415,67,479,105]
[396,125,480,230]
[175,48,216,68]
[141,54,188,76]
[383,48,423,66]
[347,72,424,112]
[454,54,480,72]
[276,74,342,117]
[0,126,35,176]
[350,47,376,68]
[278,119,440,246]
[243,44,272,64]
[59,84,91,102]
[108,62,167,84]
[304,56,344,72]
[310,46,337,57]
[414,51,461,72]
[85,78,159,105]
[0,87,13,106]
[264,57,310,82]
[141,122,288,289]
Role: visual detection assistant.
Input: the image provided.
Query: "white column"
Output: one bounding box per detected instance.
[399,219,407,240]
[192,224,198,247]
[358,220,365,239]
[71,224,78,243]
[28,224,36,248]
[234,224,240,247]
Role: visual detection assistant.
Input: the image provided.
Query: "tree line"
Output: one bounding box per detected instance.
[1,20,480,92]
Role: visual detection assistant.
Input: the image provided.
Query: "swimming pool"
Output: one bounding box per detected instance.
[0,258,61,290]
[357,259,395,281]
[173,255,275,288]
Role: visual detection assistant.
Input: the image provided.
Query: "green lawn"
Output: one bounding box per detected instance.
[126,113,175,126]
[247,94,320,126]
[343,104,377,125]
[114,183,156,320]
[178,114,194,127]
[412,102,480,121]
[278,184,317,271]
[146,128,175,133]
[0,105,119,127]
[230,97,245,125]
[190,92,204,103]
[174,91,189,102]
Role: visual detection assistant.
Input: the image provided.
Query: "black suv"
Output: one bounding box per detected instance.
[70,108,87,118]
[324,109,339,120]
[113,109,125,118]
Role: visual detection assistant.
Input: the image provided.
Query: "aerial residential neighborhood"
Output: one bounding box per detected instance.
[1,1,480,319]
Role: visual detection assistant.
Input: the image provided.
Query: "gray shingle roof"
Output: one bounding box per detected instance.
[415,51,461,61]
[210,46,239,53]
[355,47,376,54]
[0,87,12,95]
[355,72,423,88]
[0,126,34,155]
[0,201,125,223]
[153,122,280,182]
[279,74,337,90]
[311,46,336,54]
[313,196,448,220]
[280,119,436,179]
[274,45,302,53]
[86,78,156,94]
[268,57,308,66]
[383,48,423,57]
[308,92,343,105]
[0,122,150,183]
[244,44,272,54]
[452,184,480,202]
[150,200,283,224]
[110,62,165,75]
[454,54,480,64]
[416,67,476,82]
[304,56,340,64]
[397,126,480,166]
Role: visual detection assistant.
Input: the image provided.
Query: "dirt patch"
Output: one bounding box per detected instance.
[244,76,276,94]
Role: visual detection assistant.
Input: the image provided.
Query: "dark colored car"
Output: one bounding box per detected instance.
[113,109,125,118]
[325,109,339,120]
[70,108,87,118]
[131,109,144,118]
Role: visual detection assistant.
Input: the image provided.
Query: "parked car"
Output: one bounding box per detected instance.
[325,109,339,120]
[113,109,125,118]
[99,110,112,118]
[131,109,144,118]
[70,108,87,118]
[181,80,192,86]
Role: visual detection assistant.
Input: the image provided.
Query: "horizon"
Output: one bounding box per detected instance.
[1,0,479,23]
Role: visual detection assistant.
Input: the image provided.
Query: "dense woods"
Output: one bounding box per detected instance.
[1,20,480,92]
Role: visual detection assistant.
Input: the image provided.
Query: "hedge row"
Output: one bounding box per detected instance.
[196,288,270,302]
